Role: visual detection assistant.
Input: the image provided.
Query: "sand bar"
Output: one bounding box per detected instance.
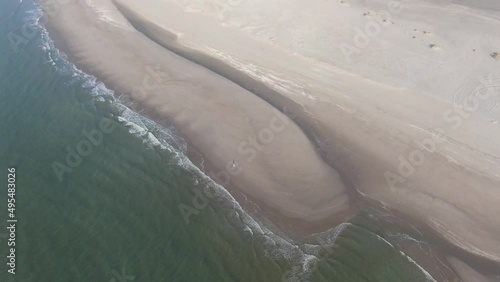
[39,0,353,224]
[40,0,500,279]
[112,0,500,263]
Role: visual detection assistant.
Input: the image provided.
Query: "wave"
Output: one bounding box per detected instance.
[28,1,439,280]
[28,2,321,280]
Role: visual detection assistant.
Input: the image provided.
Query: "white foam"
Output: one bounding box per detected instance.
[30,2,440,280]
[399,251,437,282]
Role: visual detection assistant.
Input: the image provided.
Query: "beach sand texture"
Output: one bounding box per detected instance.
[40,0,500,279]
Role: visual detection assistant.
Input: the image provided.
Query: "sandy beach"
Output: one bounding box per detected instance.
[40,0,500,280]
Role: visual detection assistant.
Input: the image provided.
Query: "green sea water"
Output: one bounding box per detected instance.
[0,1,437,281]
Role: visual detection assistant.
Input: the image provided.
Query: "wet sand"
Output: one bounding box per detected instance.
[39,0,354,224]
[40,0,500,280]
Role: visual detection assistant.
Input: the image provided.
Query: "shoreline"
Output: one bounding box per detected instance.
[112,0,500,265]
[38,0,356,225]
[112,0,366,236]
[38,0,500,280]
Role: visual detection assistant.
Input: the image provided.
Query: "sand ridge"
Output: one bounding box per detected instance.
[40,0,354,224]
[40,0,500,280]
[111,0,500,263]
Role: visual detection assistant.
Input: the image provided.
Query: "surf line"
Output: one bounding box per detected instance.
[178,108,290,224]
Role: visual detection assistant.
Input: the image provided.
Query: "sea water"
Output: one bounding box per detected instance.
[0,1,436,281]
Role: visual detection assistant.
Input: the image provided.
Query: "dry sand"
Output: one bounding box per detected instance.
[40,0,500,280]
